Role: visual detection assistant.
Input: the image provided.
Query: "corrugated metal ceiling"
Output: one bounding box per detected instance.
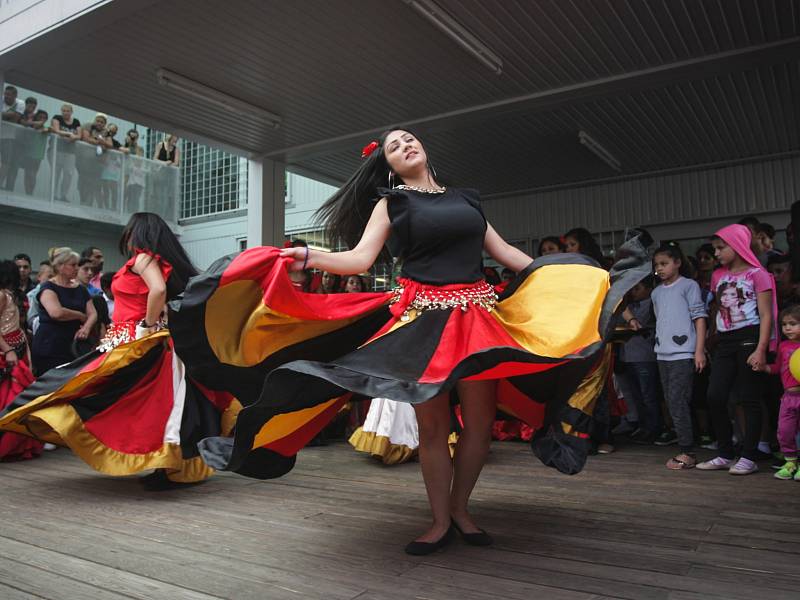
[3,0,800,194]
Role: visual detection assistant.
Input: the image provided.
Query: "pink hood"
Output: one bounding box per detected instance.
[715,224,778,351]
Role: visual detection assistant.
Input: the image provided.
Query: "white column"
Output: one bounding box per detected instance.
[247,158,285,247]
[0,71,4,141]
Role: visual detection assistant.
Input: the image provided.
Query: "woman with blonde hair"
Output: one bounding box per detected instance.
[31,247,96,375]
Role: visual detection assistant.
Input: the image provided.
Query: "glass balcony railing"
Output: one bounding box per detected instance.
[0,121,179,226]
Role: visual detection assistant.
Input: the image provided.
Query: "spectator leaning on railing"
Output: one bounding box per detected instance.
[20,109,49,195]
[0,86,25,189]
[1,97,47,193]
[51,104,82,202]
[99,123,123,209]
[78,113,109,207]
[123,129,146,212]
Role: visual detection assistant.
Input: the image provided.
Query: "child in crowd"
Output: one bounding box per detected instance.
[697,224,777,475]
[650,243,707,469]
[762,305,800,480]
[618,276,661,444]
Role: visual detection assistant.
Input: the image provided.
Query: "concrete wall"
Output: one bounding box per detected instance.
[177,155,799,269]
[0,217,124,272]
[179,214,247,270]
[482,155,798,254]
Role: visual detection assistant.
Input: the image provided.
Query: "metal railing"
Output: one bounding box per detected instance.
[0,121,179,226]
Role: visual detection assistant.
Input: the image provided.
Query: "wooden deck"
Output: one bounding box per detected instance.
[1,441,799,600]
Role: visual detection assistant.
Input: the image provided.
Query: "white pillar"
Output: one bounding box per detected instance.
[247,158,285,247]
[0,71,5,141]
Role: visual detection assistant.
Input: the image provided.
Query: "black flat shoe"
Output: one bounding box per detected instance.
[404,525,455,556]
[451,518,493,546]
[139,469,204,492]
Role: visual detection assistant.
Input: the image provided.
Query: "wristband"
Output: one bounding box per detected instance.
[302,246,310,271]
[138,319,155,328]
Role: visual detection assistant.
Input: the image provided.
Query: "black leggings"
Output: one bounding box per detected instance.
[707,326,765,461]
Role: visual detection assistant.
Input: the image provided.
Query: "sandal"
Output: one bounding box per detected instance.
[666,453,696,470]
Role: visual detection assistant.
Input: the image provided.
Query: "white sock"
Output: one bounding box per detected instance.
[758,441,771,454]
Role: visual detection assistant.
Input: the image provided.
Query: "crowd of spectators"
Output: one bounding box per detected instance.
[0,85,180,209]
[8,247,111,379]
[498,215,800,481]
[282,213,800,482]
[5,195,800,481]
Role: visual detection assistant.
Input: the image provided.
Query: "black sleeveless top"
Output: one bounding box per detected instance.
[158,142,176,162]
[378,187,487,285]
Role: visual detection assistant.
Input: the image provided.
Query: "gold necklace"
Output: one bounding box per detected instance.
[395,184,446,194]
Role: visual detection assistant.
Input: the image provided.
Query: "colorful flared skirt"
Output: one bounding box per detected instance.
[0,327,240,482]
[0,333,43,461]
[169,240,650,479]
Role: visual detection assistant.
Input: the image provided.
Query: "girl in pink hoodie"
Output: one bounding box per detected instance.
[696,224,777,476]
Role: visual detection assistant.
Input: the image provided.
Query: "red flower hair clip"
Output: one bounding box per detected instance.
[361,140,379,159]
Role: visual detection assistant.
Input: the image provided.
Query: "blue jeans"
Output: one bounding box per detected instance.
[618,362,662,435]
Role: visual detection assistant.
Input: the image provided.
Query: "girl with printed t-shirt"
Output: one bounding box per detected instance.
[697,224,777,475]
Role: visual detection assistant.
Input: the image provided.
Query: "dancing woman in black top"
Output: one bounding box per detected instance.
[171,129,649,554]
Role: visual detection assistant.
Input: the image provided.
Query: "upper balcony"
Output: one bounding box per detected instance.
[0,121,179,228]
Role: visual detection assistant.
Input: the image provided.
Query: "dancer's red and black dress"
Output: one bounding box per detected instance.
[0,288,41,461]
[0,250,239,482]
[170,187,650,478]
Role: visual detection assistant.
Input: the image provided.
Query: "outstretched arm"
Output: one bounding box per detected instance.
[280,199,391,275]
[483,222,533,273]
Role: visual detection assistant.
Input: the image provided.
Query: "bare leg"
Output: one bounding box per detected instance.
[451,379,497,533]
[412,392,453,542]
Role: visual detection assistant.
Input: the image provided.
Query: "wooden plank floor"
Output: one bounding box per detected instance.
[2,440,799,600]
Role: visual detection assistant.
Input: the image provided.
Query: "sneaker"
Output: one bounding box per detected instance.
[696,456,736,470]
[43,443,57,451]
[654,431,678,446]
[597,443,615,454]
[729,457,759,475]
[774,460,798,480]
[701,440,719,451]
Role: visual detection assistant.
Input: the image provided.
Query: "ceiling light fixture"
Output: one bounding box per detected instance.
[401,0,503,75]
[578,130,622,172]
[155,68,281,128]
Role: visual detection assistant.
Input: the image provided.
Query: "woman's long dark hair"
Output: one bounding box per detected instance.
[0,260,23,317]
[119,212,197,300]
[314,128,436,253]
[0,259,21,295]
[564,227,604,264]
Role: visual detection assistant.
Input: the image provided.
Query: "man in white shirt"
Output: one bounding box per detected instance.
[1,85,25,187]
